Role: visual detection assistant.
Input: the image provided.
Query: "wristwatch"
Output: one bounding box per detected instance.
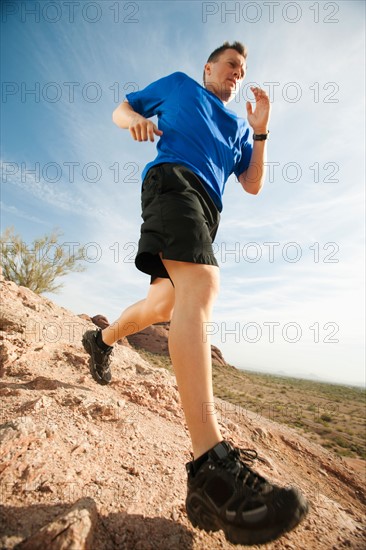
[253,131,269,141]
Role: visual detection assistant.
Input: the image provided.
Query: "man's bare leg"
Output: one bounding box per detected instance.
[101,278,175,346]
[161,258,223,459]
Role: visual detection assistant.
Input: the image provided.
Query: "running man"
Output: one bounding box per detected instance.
[82,42,308,545]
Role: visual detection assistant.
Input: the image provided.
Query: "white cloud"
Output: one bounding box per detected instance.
[0,201,47,225]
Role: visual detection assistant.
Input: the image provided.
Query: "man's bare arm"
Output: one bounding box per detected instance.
[239,140,267,195]
[112,100,163,142]
[239,86,270,195]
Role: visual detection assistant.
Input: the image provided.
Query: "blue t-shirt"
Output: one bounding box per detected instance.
[126,72,252,212]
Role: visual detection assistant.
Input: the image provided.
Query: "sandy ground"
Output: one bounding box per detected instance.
[0,277,365,549]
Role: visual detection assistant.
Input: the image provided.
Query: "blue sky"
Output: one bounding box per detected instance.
[1,0,365,386]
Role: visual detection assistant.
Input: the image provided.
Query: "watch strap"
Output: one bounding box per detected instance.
[253,131,269,141]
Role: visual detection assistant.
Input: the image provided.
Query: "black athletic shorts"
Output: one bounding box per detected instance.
[135,163,220,282]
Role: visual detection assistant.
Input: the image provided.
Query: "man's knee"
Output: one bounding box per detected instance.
[175,264,220,303]
[199,274,220,303]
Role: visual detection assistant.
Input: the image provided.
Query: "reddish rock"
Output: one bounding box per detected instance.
[91,315,109,330]
[17,497,98,550]
[211,345,228,366]
[127,322,228,366]
[127,322,170,355]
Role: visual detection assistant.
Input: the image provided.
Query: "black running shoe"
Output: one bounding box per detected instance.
[186,440,309,546]
[82,329,113,385]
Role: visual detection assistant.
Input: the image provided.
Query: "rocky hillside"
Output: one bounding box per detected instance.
[0,274,365,549]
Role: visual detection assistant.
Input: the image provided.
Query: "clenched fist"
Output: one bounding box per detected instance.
[129,114,163,142]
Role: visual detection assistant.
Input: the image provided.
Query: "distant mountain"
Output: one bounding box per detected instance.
[235,365,364,388]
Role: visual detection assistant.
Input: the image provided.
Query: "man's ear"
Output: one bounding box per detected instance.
[204,62,211,77]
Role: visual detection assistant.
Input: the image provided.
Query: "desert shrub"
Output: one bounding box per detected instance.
[1,226,86,294]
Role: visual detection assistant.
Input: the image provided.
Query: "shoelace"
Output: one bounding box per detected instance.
[226,447,267,491]
[236,448,258,466]
[100,347,112,370]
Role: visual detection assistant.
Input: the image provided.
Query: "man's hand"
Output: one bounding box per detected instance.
[246,86,271,133]
[129,114,163,142]
[112,101,163,141]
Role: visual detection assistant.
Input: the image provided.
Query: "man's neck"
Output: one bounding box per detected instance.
[204,84,228,105]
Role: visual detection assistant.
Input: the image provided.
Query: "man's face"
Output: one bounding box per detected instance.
[204,48,246,103]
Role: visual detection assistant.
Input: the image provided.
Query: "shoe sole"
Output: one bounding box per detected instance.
[186,495,221,532]
[82,333,111,386]
[186,492,309,545]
